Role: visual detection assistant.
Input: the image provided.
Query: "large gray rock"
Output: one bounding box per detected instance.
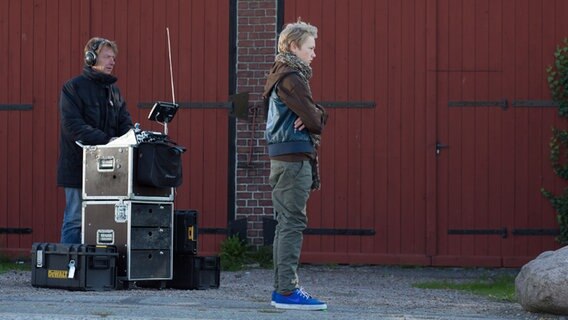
[515,245,568,315]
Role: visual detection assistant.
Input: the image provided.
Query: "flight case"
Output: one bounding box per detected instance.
[82,200,173,281]
[82,145,174,201]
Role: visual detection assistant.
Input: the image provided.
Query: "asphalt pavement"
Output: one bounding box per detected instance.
[0,265,565,320]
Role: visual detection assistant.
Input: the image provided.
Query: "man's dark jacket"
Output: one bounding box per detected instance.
[57,66,133,188]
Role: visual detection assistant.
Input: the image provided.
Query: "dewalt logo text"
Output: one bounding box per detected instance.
[47,269,68,279]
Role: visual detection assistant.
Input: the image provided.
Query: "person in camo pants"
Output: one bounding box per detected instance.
[262,19,328,311]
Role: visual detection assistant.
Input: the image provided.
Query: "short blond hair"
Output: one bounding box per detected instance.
[84,37,118,56]
[278,19,318,53]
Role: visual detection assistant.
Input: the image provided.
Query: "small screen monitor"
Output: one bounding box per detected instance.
[148,101,179,123]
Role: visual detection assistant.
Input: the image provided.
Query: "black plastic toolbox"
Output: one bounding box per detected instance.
[173,209,198,254]
[168,255,220,289]
[31,243,117,291]
[137,254,220,290]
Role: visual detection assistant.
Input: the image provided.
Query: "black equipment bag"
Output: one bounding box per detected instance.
[137,140,185,188]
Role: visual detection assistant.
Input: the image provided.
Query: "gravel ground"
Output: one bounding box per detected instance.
[0,265,566,319]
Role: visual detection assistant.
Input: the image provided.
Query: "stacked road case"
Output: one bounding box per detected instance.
[138,209,221,290]
[170,210,220,289]
[81,142,174,288]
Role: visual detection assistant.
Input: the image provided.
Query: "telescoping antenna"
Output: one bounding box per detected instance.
[166,27,176,105]
[147,27,179,135]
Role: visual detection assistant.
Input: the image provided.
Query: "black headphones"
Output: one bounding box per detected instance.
[84,38,108,66]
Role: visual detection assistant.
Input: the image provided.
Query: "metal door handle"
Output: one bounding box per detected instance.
[436,142,449,155]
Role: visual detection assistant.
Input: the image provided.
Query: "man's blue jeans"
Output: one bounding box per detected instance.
[270,160,312,294]
[60,187,82,244]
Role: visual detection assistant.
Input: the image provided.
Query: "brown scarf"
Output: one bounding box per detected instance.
[275,52,322,191]
[275,52,312,83]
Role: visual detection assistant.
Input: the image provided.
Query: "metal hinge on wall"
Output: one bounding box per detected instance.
[0,228,32,234]
[447,228,561,238]
[448,228,508,239]
[448,99,509,110]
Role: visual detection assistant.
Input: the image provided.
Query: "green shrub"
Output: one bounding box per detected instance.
[219,235,273,271]
[543,38,568,245]
[219,235,248,271]
[547,38,568,117]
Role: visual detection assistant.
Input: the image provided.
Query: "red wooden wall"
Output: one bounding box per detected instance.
[433,0,567,267]
[1,0,567,267]
[284,0,432,265]
[0,0,230,256]
[285,0,567,267]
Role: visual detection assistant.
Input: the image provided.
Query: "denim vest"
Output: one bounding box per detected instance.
[265,88,314,157]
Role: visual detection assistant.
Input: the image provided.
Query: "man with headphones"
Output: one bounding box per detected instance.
[57,37,133,243]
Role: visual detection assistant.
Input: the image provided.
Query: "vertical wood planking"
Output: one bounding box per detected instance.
[176,0,192,211]
[152,0,167,108]
[202,0,222,250]
[500,0,517,263]
[189,0,207,251]
[459,0,476,258]
[472,0,490,257]
[425,0,438,257]
[446,0,463,258]
[540,0,560,252]
[346,0,362,257]
[138,0,154,131]
[124,0,141,143]
[399,0,415,254]
[18,0,34,250]
[164,0,180,160]
[526,0,544,256]
[435,0,450,257]
[513,0,530,258]
[102,0,116,37]
[215,0,230,250]
[386,0,402,255]
[486,0,504,259]
[413,0,427,255]
[31,0,47,244]
[539,0,560,253]
[331,0,349,255]
[48,0,64,242]
[303,0,323,254]
[115,0,129,100]
[318,0,337,255]
[360,0,376,255]
[7,0,23,250]
[0,0,10,249]
[374,0,389,255]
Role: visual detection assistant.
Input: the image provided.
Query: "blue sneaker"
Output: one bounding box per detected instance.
[271,287,327,310]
